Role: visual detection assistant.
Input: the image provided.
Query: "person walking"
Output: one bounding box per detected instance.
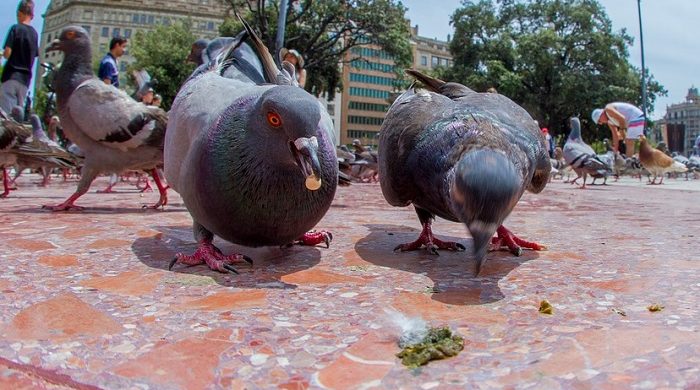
[1,0,39,116]
[97,36,127,88]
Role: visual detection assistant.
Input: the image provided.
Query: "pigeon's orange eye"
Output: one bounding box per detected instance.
[267,112,282,128]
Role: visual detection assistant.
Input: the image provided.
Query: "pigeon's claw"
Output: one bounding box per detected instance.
[142,168,168,209]
[170,241,251,274]
[292,230,333,248]
[488,225,546,256]
[42,193,85,211]
[394,222,465,254]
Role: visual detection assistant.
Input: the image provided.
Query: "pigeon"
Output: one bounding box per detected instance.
[43,26,169,211]
[13,114,80,186]
[378,70,550,274]
[562,117,611,188]
[638,135,687,184]
[671,152,694,180]
[164,18,338,273]
[0,108,31,197]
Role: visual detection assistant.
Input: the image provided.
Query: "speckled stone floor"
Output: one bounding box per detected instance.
[0,174,699,389]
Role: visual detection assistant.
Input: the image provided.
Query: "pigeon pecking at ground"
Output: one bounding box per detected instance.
[563,117,611,189]
[43,26,169,211]
[378,70,550,275]
[164,18,338,273]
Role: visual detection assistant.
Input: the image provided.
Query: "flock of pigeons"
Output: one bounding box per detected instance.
[558,117,696,188]
[0,18,692,275]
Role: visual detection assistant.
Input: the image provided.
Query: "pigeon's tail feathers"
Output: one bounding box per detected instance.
[214,30,248,75]
[405,69,473,99]
[670,160,689,173]
[405,69,446,92]
[237,14,279,83]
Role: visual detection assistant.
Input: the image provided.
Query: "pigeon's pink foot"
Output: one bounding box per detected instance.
[96,184,116,193]
[170,241,252,274]
[292,230,333,248]
[42,192,85,211]
[143,169,168,209]
[1,169,13,197]
[489,225,547,256]
[395,222,465,255]
[138,178,153,192]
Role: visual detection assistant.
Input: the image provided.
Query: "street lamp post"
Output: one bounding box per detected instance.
[275,0,289,66]
[637,0,648,135]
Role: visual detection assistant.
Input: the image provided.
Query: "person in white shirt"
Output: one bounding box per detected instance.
[592,102,644,156]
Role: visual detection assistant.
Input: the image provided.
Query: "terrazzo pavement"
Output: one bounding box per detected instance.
[0,174,699,389]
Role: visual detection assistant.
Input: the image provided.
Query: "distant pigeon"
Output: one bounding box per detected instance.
[13,114,80,186]
[638,135,687,184]
[165,17,338,273]
[1,109,75,196]
[378,70,550,274]
[562,117,610,189]
[43,26,169,210]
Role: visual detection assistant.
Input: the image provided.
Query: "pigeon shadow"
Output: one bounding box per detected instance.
[131,224,322,288]
[355,224,539,306]
[4,205,187,214]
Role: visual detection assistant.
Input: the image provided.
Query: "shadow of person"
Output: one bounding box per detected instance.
[355,224,539,306]
[131,224,322,288]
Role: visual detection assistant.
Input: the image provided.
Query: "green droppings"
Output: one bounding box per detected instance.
[396,327,464,368]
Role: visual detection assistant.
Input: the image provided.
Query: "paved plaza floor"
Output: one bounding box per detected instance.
[0,174,698,389]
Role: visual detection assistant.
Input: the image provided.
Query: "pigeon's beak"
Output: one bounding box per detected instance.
[46,39,62,53]
[451,149,521,275]
[291,136,322,191]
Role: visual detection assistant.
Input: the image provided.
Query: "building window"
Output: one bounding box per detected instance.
[83,10,93,20]
[101,27,109,37]
[124,29,131,38]
[132,14,139,23]
[163,17,171,26]
[431,56,439,67]
[208,21,215,30]
[112,28,120,38]
[140,14,147,24]
[148,15,154,24]
[46,33,52,43]
[82,25,91,34]
[420,56,427,66]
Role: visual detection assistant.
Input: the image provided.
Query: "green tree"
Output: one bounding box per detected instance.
[219,0,413,100]
[129,21,198,110]
[443,0,665,142]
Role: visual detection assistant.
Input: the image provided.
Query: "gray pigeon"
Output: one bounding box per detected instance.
[378,70,550,274]
[562,117,611,189]
[13,114,80,186]
[0,108,31,197]
[1,109,76,196]
[165,18,338,273]
[43,26,169,211]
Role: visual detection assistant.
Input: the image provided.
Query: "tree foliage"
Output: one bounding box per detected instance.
[129,21,198,110]
[442,0,666,142]
[219,0,413,100]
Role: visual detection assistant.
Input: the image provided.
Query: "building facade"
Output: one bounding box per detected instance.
[40,0,229,86]
[656,87,700,155]
[338,25,452,147]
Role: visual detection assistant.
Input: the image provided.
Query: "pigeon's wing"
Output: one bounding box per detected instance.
[454,92,551,193]
[0,118,32,151]
[379,85,455,207]
[65,79,167,152]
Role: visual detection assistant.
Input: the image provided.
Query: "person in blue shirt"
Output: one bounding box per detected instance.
[1,1,39,116]
[97,36,127,88]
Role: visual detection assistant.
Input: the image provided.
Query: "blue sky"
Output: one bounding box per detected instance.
[2,0,698,119]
